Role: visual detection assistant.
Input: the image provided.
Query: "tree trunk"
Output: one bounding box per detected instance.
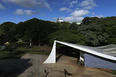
[30,38,32,47]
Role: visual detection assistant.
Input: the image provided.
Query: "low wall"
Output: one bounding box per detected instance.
[85,53,116,70]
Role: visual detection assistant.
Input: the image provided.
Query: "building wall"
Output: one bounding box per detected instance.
[85,53,116,70]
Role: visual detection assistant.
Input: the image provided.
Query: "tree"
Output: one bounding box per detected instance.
[81,17,91,25]
[16,18,58,45]
[13,22,26,40]
[0,22,16,33]
[81,17,100,25]
[57,22,70,29]
[100,16,116,44]
[22,18,40,46]
[69,22,77,30]
[77,23,109,46]
[0,29,4,45]
[24,25,38,47]
[38,20,58,44]
[0,22,16,44]
[48,30,86,47]
[4,43,17,56]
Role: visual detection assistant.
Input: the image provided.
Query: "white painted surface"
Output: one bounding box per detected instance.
[44,40,116,64]
[56,40,116,61]
[43,41,56,63]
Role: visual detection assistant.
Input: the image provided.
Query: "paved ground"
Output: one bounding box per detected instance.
[0,54,116,77]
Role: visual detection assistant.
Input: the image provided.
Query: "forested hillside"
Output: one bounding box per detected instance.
[0,16,116,46]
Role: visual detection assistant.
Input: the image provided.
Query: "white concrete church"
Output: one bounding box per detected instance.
[44,40,116,70]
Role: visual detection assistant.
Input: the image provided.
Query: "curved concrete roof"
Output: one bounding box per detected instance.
[56,40,116,61]
[44,40,116,63]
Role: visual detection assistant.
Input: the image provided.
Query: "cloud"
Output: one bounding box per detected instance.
[70,10,90,17]
[53,17,57,20]
[80,0,97,9]
[63,16,74,21]
[91,14,103,18]
[95,15,103,18]
[84,6,93,9]
[59,17,65,20]
[59,10,89,21]
[2,0,52,11]
[53,17,65,21]
[62,16,84,21]
[59,7,72,12]
[14,9,39,15]
[92,12,95,15]
[52,2,58,4]
[0,3,5,9]
[70,0,78,7]
[62,0,70,4]
[14,9,23,15]
[41,13,46,16]
[81,0,90,6]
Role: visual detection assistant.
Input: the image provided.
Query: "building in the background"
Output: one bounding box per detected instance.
[51,19,82,25]
[68,21,82,25]
[57,19,81,24]
[58,20,64,22]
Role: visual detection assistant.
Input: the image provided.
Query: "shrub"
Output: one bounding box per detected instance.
[4,43,16,55]
[15,42,30,47]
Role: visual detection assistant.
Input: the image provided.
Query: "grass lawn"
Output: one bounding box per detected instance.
[98,68,116,75]
[16,46,41,51]
[0,51,12,59]
[112,70,116,75]
[0,46,50,60]
[0,51,48,60]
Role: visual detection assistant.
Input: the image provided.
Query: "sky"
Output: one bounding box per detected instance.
[0,0,116,24]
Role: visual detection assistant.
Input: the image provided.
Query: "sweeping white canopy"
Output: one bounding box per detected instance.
[44,40,116,63]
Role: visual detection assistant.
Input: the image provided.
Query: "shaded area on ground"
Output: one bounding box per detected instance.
[0,59,32,77]
[67,72,73,75]
[0,54,116,77]
[56,54,62,62]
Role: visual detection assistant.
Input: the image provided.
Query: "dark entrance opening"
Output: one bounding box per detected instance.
[56,43,80,63]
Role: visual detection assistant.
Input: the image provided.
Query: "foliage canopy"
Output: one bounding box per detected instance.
[48,29,86,46]
[0,16,116,46]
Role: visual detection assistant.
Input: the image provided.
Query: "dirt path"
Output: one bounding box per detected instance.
[0,54,116,77]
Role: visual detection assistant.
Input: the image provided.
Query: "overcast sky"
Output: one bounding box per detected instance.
[0,0,116,24]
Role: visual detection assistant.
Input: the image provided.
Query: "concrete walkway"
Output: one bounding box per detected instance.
[0,54,116,77]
